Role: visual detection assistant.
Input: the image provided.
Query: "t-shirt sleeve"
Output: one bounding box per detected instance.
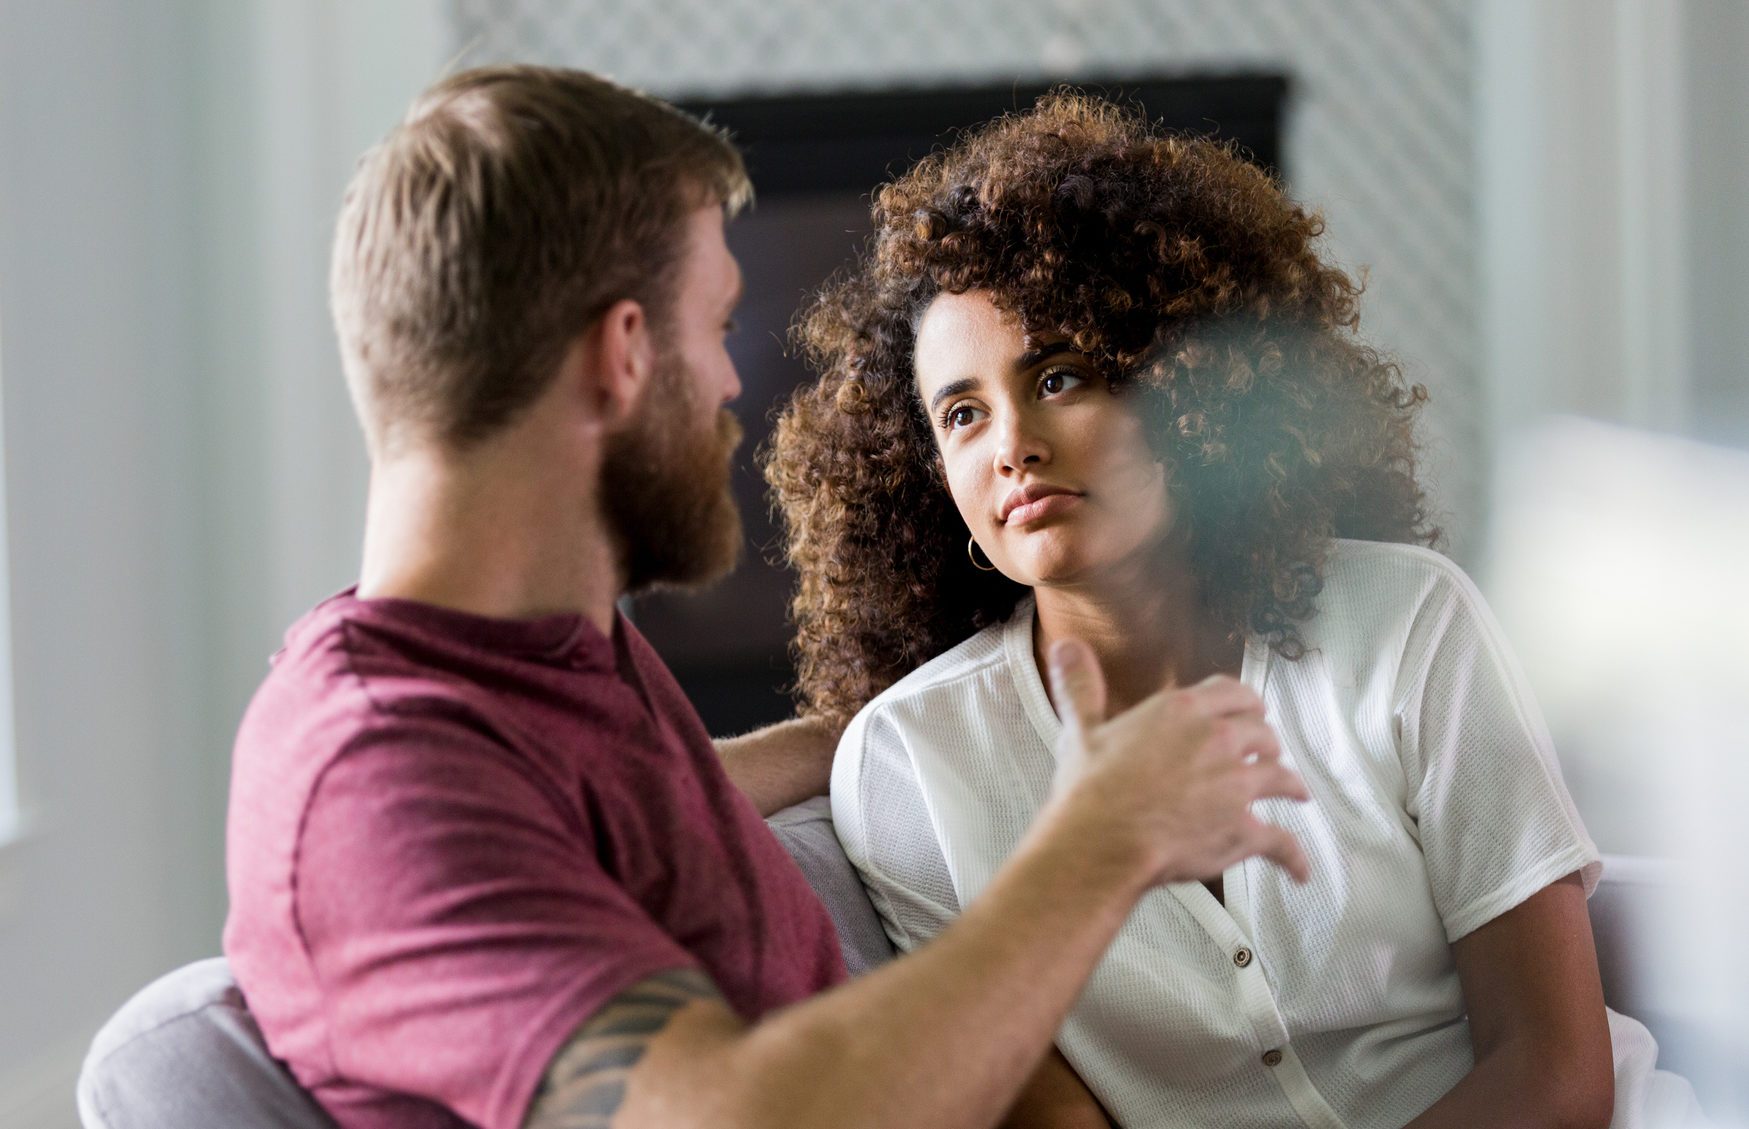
[293,717,702,1129]
[1393,559,1602,943]
[829,711,962,953]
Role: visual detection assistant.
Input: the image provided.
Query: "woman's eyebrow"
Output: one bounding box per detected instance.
[928,342,1081,415]
[1015,342,1076,371]
[928,377,980,415]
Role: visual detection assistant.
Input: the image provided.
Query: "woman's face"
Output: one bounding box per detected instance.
[913,289,1171,588]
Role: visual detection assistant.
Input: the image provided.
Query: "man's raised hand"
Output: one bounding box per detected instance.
[1044,637,1312,888]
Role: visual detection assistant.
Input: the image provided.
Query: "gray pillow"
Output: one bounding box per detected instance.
[766,795,896,976]
[76,957,336,1129]
[77,798,892,1128]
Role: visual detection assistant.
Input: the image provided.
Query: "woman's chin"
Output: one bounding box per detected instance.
[1003,531,1168,591]
[1006,552,1100,589]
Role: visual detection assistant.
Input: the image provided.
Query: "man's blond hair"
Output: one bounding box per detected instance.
[330,66,751,453]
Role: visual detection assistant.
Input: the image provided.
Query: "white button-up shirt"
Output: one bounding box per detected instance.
[832,541,1690,1127]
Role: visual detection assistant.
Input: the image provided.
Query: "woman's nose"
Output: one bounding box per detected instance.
[993,410,1050,474]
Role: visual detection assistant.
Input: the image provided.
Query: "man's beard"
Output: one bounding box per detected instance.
[599,348,744,595]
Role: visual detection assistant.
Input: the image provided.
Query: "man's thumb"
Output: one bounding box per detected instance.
[1047,637,1107,737]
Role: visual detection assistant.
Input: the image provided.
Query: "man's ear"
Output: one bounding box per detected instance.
[582,298,657,428]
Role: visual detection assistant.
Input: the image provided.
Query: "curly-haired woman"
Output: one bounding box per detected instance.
[764,94,1702,1128]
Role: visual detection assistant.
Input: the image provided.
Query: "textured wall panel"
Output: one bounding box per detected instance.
[453,0,1479,550]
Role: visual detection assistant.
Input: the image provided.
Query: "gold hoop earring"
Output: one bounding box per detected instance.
[967,536,998,572]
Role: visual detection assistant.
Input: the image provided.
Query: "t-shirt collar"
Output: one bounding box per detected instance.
[290,585,616,671]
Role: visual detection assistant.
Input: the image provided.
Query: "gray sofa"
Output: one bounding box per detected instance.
[76,798,1677,1128]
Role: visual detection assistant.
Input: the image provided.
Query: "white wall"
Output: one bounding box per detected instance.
[0,3,446,1124]
[0,5,212,1119]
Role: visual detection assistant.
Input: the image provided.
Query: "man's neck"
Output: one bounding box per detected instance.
[357,434,623,635]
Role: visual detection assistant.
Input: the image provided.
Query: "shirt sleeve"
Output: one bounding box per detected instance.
[293,716,701,1129]
[829,710,963,953]
[1393,558,1602,943]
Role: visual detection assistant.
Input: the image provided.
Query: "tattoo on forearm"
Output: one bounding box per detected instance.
[523,968,720,1129]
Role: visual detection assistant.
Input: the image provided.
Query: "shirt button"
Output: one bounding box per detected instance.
[1233,947,1253,968]
[1261,1048,1284,1067]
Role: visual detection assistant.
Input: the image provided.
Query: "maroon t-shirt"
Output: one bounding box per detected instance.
[223,592,846,1129]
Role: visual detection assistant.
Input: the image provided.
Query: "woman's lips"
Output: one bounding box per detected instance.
[1005,492,1083,526]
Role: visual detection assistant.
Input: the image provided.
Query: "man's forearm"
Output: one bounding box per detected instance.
[714,716,838,816]
[534,658,1310,1129]
[632,797,1150,1129]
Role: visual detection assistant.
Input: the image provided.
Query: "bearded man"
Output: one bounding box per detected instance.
[223,64,1310,1129]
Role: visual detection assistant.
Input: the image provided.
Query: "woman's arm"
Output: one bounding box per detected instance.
[999,1049,1114,1129]
[1403,872,1613,1129]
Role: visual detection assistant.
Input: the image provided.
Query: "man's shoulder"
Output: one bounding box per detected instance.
[227,597,592,880]
[236,601,498,769]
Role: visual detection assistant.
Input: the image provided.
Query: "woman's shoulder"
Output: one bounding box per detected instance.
[831,602,1035,783]
[1325,537,1467,584]
[1284,539,1494,683]
[846,616,1016,736]
[1315,539,1478,631]
[829,613,1021,831]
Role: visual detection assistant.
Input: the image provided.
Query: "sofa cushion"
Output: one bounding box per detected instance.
[766,795,896,976]
[77,957,336,1129]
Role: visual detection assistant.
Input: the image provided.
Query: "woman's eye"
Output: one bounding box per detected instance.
[941,404,985,431]
[1039,367,1088,397]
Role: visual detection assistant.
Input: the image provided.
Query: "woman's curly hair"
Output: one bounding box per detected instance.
[763,92,1438,729]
